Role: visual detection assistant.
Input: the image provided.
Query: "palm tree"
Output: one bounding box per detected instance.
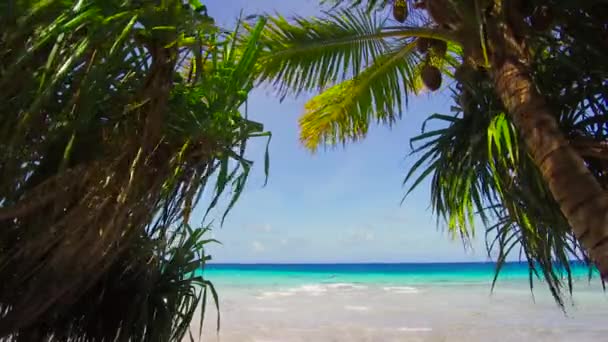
[251,0,608,289]
[0,0,269,339]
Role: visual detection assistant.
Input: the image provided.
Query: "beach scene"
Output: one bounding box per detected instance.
[195,263,606,341]
[2,0,607,341]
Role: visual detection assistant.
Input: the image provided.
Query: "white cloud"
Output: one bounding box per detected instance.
[341,226,376,245]
[245,223,273,233]
[252,240,265,252]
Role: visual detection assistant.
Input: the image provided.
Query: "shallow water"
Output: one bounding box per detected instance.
[188,263,607,342]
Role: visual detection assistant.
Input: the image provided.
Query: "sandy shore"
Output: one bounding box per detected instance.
[186,282,607,341]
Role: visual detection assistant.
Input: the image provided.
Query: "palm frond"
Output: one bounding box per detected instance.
[300,40,420,150]
[256,9,390,96]
[0,0,269,340]
[253,8,457,151]
[404,75,595,308]
[254,0,607,310]
[320,0,392,11]
[255,8,453,98]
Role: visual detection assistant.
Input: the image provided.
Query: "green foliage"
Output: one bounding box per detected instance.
[405,85,583,308]
[255,8,455,150]
[23,225,220,341]
[300,40,420,150]
[320,0,393,12]
[255,0,608,308]
[0,0,268,340]
[404,4,608,305]
[257,9,390,96]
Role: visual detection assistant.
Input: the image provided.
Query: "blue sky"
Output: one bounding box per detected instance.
[199,0,491,263]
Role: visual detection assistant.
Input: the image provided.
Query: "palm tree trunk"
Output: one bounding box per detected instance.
[492,58,608,279]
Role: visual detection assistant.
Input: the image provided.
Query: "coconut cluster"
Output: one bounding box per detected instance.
[391,1,449,91]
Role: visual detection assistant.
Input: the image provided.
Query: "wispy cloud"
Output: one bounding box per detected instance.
[252,240,265,252]
[277,236,310,248]
[341,225,376,245]
[244,223,273,233]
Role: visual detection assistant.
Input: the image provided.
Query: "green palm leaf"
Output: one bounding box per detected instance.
[0,0,270,339]
[300,41,420,150]
[405,76,594,307]
[320,0,393,12]
[257,9,453,96]
[254,9,453,150]
[257,9,390,95]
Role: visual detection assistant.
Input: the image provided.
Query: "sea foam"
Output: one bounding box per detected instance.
[325,283,368,290]
[382,286,420,294]
[257,283,367,299]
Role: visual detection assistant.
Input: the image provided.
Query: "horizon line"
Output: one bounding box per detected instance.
[205,260,580,265]
[207,260,493,265]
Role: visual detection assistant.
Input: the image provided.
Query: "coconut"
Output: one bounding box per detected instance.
[530,5,554,32]
[393,0,408,23]
[416,38,431,53]
[430,39,447,57]
[421,64,442,91]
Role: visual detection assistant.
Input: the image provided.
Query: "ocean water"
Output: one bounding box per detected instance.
[191,263,607,342]
[202,262,595,288]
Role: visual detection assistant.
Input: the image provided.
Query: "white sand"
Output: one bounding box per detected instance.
[187,282,607,341]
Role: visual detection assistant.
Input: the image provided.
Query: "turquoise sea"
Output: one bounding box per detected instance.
[202,261,596,288]
[193,262,606,341]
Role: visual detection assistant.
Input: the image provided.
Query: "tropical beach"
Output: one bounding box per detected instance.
[2,0,608,341]
[193,263,607,341]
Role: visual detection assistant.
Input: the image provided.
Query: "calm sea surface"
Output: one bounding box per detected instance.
[202,261,596,287]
